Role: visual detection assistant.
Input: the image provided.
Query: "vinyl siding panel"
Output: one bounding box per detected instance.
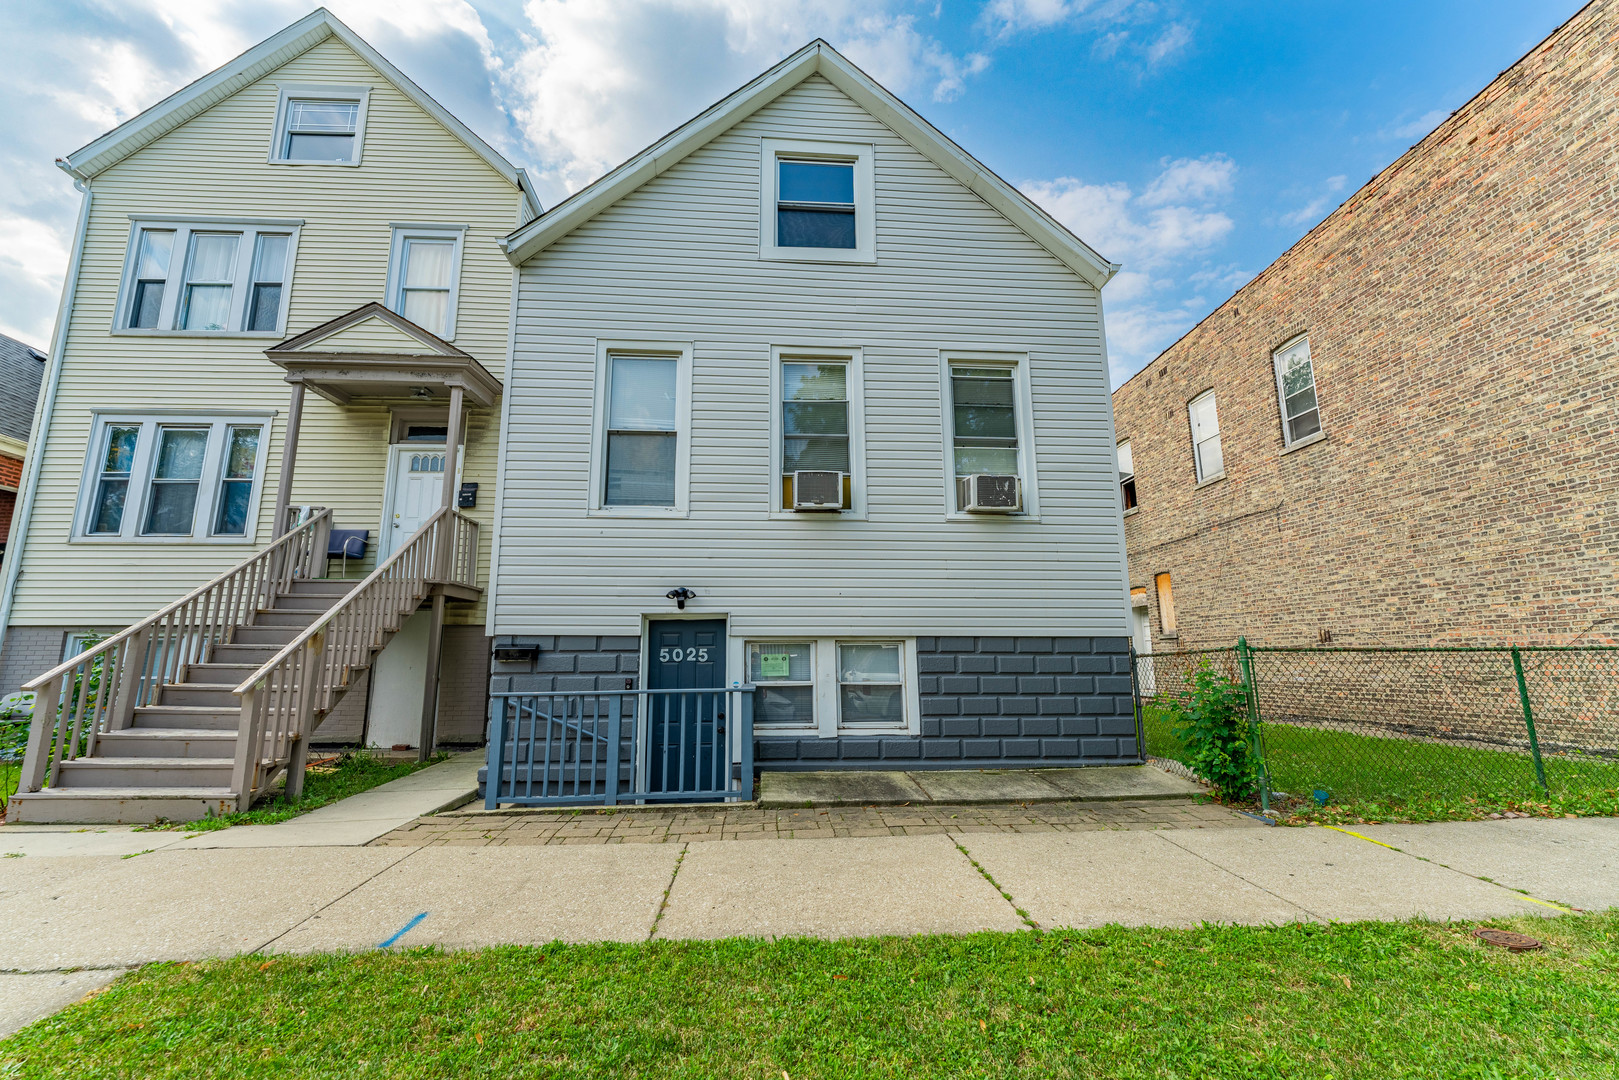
[496,75,1128,638]
[10,37,521,629]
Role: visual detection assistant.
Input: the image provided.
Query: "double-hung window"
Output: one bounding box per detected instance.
[760,139,875,262]
[78,416,271,542]
[599,350,684,510]
[1188,391,1223,482]
[745,638,917,735]
[270,87,369,165]
[117,220,299,335]
[385,227,465,339]
[776,354,863,512]
[944,358,1035,515]
[1273,336,1322,446]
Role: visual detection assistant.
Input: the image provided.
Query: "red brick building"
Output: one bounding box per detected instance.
[0,334,47,562]
[1113,0,1619,653]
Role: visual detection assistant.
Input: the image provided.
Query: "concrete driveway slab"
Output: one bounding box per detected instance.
[0,826,190,858]
[657,834,1023,940]
[909,769,1069,803]
[957,832,1309,929]
[1036,766,1202,801]
[0,848,411,970]
[1161,827,1549,922]
[271,845,679,952]
[0,970,124,1038]
[1359,818,1619,913]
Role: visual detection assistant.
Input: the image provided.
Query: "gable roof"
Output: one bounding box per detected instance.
[500,40,1119,289]
[269,301,473,359]
[56,8,540,217]
[0,332,47,445]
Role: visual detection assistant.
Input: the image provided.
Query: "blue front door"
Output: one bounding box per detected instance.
[646,620,727,795]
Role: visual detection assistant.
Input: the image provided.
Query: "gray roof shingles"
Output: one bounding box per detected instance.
[0,333,46,444]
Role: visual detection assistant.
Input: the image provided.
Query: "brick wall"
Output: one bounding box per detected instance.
[0,455,21,491]
[0,626,115,696]
[1114,1,1619,651]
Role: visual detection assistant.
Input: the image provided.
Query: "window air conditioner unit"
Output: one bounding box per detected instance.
[792,470,846,511]
[958,473,1021,513]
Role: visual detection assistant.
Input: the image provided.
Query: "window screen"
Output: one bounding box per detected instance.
[951,366,1019,479]
[604,355,678,506]
[749,642,815,726]
[777,159,856,249]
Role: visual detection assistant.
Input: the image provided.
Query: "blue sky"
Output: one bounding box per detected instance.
[0,0,1584,384]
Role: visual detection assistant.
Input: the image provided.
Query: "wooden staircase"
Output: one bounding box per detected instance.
[8,580,357,824]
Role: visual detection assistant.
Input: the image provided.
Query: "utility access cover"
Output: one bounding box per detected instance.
[1473,928,1542,952]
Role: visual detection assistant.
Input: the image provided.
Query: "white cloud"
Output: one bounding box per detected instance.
[1278,173,1350,228]
[982,0,1193,70]
[1022,154,1239,382]
[1144,21,1192,65]
[1388,107,1449,141]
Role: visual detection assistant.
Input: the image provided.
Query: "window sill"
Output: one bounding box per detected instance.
[758,248,876,265]
[1193,472,1227,491]
[944,512,1042,523]
[1159,632,1179,641]
[587,506,690,520]
[1281,431,1327,456]
[768,509,868,522]
[109,329,286,340]
[268,158,362,167]
[71,535,260,546]
[1122,506,1140,518]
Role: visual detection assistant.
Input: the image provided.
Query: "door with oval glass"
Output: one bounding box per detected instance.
[645,619,726,796]
[381,444,454,558]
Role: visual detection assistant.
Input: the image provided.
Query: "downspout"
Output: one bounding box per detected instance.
[0,166,93,662]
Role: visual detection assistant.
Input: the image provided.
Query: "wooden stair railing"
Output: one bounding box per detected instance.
[230,507,480,802]
[14,510,334,800]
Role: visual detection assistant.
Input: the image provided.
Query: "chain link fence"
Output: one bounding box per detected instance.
[1133,643,1619,813]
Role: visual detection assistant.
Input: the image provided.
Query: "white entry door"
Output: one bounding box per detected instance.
[1131,605,1155,695]
[382,444,448,558]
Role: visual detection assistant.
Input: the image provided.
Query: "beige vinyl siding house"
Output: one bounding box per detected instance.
[488,43,1137,779]
[0,9,531,778]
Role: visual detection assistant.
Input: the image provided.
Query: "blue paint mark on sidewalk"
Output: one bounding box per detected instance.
[379,912,429,949]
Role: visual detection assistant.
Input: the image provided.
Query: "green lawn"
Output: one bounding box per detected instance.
[4,914,1616,1079]
[141,751,442,832]
[1142,706,1619,823]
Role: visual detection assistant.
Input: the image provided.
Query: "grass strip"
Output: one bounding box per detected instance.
[4,913,1615,1079]
[140,752,444,832]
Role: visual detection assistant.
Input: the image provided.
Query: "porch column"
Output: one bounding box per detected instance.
[271,381,306,537]
[439,384,465,509]
[417,592,446,762]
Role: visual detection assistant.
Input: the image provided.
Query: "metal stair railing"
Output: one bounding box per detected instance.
[229,507,479,803]
[12,509,333,800]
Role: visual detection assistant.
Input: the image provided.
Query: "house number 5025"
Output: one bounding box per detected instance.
[660,647,710,663]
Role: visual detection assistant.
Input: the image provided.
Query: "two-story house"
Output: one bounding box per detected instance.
[1112,0,1619,655]
[3,10,535,822]
[486,39,1137,789]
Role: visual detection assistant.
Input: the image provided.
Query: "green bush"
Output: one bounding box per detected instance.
[1169,662,1259,801]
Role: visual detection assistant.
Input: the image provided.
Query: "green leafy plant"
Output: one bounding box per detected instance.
[1169,661,1259,801]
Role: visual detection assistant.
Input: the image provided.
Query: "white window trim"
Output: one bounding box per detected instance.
[111,218,302,338]
[758,137,876,264]
[938,351,1041,521]
[384,224,468,340]
[768,345,867,520]
[268,83,371,166]
[732,635,920,739]
[588,339,693,519]
[1188,389,1224,483]
[71,411,274,545]
[1272,333,1323,448]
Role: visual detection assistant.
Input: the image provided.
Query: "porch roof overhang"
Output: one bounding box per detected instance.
[264,303,501,408]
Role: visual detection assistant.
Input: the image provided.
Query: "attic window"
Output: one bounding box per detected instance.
[760,138,875,264]
[270,85,370,166]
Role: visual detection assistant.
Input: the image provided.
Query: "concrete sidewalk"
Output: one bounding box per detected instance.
[1,802,1613,1037]
[757,765,1202,807]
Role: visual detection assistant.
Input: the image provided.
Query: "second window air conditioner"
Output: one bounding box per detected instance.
[792,470,846,511]
[958,473,1021,513]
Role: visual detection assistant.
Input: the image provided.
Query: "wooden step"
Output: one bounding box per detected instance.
[273,593,345,612]
[52,757,235,789]
[7,788,239,824]
[231,625,302,646]
[252,609,325,628]
[287,579,358,597]
[158,683,240,708]
[183,662,256,684]
[96,729,237,758]
[209,643,279,665]
[132,705,241,731]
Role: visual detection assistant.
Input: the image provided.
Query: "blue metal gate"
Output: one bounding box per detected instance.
[483,688,754,807]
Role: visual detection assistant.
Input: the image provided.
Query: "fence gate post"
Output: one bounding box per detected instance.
[1510,646,1550,796]
[1128,644,1145,762]
[1235,637,1270,813]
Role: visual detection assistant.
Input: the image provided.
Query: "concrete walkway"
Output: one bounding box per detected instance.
[0,789,1613,1037]
[757,765,1201,807]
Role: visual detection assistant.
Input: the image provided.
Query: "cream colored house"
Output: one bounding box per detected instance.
[1,10,535,821]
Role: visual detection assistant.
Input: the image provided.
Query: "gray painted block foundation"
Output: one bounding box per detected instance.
[489,634,1140,769]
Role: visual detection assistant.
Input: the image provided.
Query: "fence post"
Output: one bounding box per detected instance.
[1235,637,1270,813]
[1510,646,1550,796]
[485,699,505,811]
[604,695,621,807]
[1128,644,1146,762]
